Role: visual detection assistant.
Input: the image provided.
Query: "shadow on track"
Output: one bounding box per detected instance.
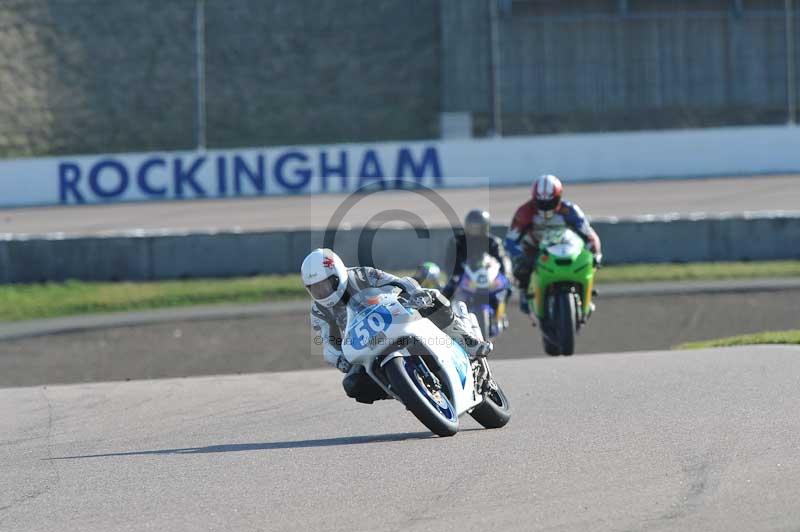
[49,431,437,460]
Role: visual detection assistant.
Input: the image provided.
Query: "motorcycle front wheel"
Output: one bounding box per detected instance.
[555,292,576,356]
[542,330,560,356]
[385,356,459,437]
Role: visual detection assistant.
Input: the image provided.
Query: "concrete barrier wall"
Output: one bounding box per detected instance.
[1,214,798,283]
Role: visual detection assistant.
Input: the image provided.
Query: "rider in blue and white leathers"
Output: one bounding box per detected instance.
[301,248,493,404]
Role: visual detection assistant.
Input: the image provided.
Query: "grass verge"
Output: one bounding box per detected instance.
[0,276,302,322]
[594,260,800,284]
[0,260,799,322]
[676,330,800,349]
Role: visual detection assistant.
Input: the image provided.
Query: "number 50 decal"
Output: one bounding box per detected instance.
[349,307,393,350]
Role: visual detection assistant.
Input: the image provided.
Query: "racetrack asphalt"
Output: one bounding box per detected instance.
[1,281,798,387]
[2,346,799,532]
[1,174,799,236]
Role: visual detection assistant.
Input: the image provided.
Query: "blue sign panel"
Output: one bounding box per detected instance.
[56,145,443,204]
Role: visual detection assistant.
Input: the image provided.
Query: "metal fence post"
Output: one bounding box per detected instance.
[488,0,503,136]
[787,0,797,124]
[195,0,207,149]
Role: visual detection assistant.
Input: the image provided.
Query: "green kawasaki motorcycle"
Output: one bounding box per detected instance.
[527,228,597,356]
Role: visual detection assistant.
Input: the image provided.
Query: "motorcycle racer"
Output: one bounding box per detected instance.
[412,261,445,290]
[442,209,511,300]
[302,248,493,404]
[504,174,602,314]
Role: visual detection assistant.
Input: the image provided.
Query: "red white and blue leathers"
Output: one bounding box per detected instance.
[504,199,602,282]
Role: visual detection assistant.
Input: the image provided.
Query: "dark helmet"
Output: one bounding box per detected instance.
[464,209,491,238]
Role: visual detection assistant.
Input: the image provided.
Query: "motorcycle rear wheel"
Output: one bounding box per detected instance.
[469,383,511,429]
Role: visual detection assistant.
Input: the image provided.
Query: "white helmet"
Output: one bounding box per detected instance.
[300,248,348,307]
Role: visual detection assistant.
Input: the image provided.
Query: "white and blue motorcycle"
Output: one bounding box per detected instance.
[342,286,511,437]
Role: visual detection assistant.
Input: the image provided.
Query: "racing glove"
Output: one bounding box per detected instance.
[408,290,434,309]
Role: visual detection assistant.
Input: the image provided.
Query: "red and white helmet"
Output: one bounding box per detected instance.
[532,174,563,218]
[300,248,348,308]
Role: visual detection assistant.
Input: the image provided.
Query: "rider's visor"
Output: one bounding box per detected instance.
[464,223,487,237]
[536,197,560,212]
[306,275,339,300]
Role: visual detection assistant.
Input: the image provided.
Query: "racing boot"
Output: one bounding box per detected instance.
[441,314,493,360]
[342,365,390,404]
